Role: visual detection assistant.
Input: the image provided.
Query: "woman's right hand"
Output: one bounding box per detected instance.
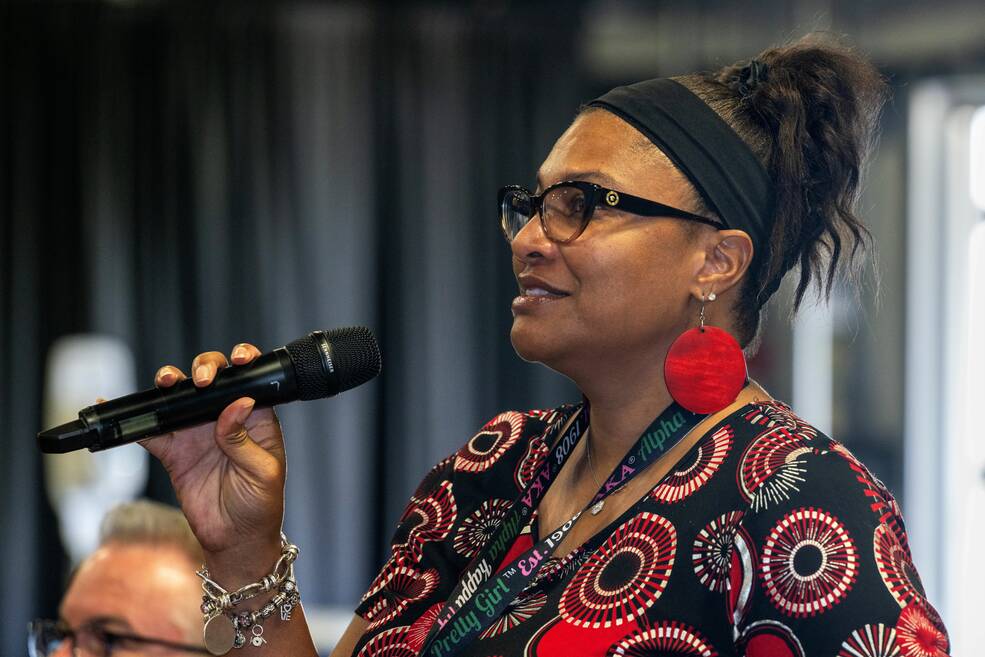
[140,343,287,584]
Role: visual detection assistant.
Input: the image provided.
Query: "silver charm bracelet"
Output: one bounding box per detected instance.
[197,536,301,655]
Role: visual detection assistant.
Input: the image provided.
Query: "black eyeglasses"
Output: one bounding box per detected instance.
[498,180,722,243]
[28,619,210,657]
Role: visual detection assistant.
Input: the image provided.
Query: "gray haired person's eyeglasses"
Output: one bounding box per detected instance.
[28,619,210,656]
[498,179,723,243]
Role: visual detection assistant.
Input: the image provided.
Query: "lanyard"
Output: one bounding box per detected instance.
[420,400,704,657]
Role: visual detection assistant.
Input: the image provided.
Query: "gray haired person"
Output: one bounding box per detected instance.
[29,500,210,656]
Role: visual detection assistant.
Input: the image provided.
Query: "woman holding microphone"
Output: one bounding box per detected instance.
[142,34,948,657]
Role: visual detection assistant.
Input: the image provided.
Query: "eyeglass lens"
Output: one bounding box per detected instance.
[500,185,589,242]
[29,620,66,657]
[500,189,532,241]
[29,620,111,657]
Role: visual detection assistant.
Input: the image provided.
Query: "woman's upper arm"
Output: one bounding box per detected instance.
[727,447,950,655]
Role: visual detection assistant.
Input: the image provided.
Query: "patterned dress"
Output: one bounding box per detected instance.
[353,400,950,656]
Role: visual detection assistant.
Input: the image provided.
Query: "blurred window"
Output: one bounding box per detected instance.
[905,81,985,656]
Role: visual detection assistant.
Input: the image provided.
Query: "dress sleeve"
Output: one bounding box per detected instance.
[353,451,458,624]
[726,445,950,657]
[352,408,554,654]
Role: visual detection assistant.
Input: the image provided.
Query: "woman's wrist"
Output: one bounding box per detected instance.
[198,534,302,654]
[204,539,284,590]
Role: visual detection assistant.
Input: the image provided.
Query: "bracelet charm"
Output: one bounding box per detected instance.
[197,535,300,655]
[250,625,267,647]
[203,612,237,655]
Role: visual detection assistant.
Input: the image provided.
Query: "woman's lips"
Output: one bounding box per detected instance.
[512,287,570,312]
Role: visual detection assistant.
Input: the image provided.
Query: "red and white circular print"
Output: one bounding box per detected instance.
[559,512,677,629]
[692,510,745,593]
[356,625,418,657]
[736,619,805,657]
[405,603,443,652]
[479,592,548,640]
[874,522,926,608]
[393,480,457,563]
[737,435,811,512]
[651,425,734,504]
[838,623,900,657]
[453,498,514,559]
[514,436,550,491]
[760,507,858,617]
[606,621,718,656]
[455,411,526,473]
[363,566,439,631]
[896,603,949,657]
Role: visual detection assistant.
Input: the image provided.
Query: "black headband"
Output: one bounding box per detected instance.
[588,78,774,284]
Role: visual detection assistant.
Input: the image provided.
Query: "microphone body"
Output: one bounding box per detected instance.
[38,327,381,454]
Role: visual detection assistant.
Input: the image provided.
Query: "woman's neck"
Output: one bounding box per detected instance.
[584,391,675,471]
[577,359,772,474]
[576,355,676,468]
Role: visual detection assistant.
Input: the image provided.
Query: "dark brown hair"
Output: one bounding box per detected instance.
[675,33,889,349]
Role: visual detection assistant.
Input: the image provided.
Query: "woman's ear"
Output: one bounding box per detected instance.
[690,229,754,298]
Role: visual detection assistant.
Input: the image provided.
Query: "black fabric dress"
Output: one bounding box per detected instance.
[353,400,950,657]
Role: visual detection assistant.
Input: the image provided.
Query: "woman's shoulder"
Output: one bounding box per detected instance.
[409,403,576,503]
[724,398,904,526]
[722,400,948,652]
[449,405,573,474]
[735,399,894,490]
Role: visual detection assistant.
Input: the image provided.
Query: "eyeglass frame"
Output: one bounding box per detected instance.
[28,618,211,656]
[498,179,723,244]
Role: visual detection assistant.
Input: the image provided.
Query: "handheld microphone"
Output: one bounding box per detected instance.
[37,326,381,454]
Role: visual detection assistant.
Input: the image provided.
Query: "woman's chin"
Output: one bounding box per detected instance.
[510,322,566,365]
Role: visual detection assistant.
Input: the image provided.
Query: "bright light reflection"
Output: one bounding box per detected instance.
[956,220,985,654]
[971,107,985,211]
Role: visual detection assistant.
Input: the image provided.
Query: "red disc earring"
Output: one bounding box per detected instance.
[664,292,748,414]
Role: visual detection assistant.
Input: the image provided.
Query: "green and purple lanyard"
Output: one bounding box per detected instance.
[420,400,705,657]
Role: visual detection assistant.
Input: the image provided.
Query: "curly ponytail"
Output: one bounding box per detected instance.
[675,33,889,348]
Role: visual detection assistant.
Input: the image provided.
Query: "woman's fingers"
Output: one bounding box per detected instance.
[154,343,259,389]
[191,351,231,387]
[214,398,280,480]
[230,343,262,366]
[155,365,188,388]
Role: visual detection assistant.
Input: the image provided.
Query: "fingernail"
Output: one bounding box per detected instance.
[232,346,247,361]
[194,365,209,384]
[237,398,256,423]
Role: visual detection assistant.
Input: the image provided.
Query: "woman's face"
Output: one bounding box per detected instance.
[509,110,711,379]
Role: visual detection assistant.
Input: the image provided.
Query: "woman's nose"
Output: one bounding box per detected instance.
[510,212,555,263]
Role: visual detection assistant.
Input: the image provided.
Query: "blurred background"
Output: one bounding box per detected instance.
[2,0,983,654]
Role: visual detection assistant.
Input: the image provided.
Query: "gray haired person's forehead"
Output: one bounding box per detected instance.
[99,499,204,563]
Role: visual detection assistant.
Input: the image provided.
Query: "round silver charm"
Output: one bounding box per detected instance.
[235,611,252,629]
[203,614,236,655]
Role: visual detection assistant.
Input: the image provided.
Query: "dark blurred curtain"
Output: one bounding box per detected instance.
[0,1,584,653]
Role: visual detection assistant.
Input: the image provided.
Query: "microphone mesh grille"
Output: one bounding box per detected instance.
[326,326,382,392]
[284,336,330,400]
[284,327,381,400]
